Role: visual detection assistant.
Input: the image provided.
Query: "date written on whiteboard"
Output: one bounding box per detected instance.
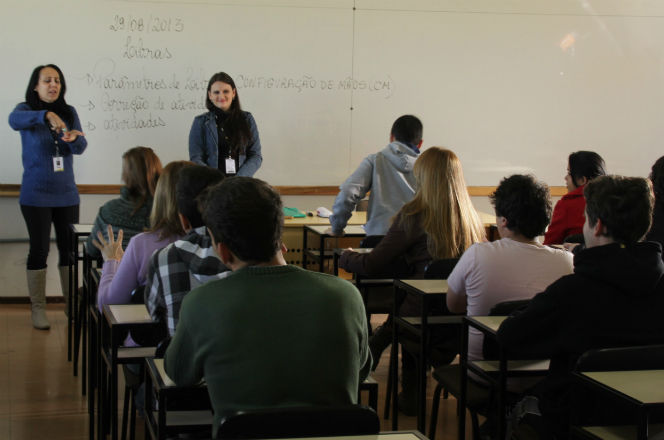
[109,15,184,33]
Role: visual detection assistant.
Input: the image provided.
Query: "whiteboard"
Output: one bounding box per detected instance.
[2,0,664,187]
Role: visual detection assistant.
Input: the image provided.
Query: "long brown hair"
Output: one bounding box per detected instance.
[400,147,485,259]
[149,161,191,239]
[205,72,252,158]
[122,146,162,215]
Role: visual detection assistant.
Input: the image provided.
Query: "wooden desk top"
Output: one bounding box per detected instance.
[105,304,153,325]
[582,370,664,405]
[468,316,507,334]
[306,224,366,236]
[268,432,426,440]
[71,223,94,235]
[283,211,366,227]
[397,279,449,295]
[152,358,177,387]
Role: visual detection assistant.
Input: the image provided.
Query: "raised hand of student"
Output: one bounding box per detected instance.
[92,225,124,262]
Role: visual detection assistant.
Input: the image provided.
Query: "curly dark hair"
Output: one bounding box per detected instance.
[202,177,283,263]
[490,174,552,239]
[584,175,653,244]
[650,156,664,199]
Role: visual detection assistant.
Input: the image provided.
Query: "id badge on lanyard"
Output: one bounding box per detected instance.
[53,140,64,172]
[225,157,236,175]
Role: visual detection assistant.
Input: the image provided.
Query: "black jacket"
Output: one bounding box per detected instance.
[498,241,664,373]
[496,242,664,428]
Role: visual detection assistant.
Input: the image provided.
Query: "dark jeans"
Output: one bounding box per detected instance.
[20,204,79,270]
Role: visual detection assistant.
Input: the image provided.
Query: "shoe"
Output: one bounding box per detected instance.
[369,323,392,370]
[27,268,50,330]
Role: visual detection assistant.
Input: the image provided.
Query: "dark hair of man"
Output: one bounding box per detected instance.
[390,115,423,145]
[202,177,283,263]
[490,174,552,239]
[25,64,73,127]
[650,156,664,200]
[568,151,606,187]
[176,165,224,228]
[204,72,252,158]
[584,175,654,244]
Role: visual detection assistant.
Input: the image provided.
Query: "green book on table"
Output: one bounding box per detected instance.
[283,207,306,218]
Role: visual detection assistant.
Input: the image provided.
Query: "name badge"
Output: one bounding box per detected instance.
[225,157,236,175]
[53,156,64,172]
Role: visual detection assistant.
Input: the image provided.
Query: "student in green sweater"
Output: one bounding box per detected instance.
[164,176,371,435]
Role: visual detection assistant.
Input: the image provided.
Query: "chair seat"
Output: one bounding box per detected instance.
[432,364,491,413]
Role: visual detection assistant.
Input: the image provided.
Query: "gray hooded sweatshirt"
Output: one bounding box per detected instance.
[330,141,418,236]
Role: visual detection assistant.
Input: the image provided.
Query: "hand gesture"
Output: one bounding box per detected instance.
[45,111,67,132]
[92,225,124,262]
[61,129,85,143]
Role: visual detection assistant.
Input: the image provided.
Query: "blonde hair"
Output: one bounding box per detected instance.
[400,147,485,259]
[149,161,191,239]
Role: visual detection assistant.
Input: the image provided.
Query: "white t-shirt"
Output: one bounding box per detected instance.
[447,237,574,361]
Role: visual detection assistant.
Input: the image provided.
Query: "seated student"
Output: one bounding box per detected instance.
[328,115,422,236]
[144,164,228,339]
[86,146,162,259]
[164,177,371,436]
[497,175,664,436]
[447,175,574,364]
[646,155,664,252]
[93,161,188,316]
[543,150,605,245]
[339,147,485,371]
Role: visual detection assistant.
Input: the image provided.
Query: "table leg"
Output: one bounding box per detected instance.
[302,228,308,269]
[458,319,468,440]
[391,286,400,430]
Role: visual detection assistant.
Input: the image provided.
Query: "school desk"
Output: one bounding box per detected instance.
[282,211,367,266]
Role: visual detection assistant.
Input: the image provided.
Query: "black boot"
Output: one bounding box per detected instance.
[368,318,392,370]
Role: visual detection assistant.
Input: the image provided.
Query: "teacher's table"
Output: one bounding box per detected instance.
[282,211,366,267]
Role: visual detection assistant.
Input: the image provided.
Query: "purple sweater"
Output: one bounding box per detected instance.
[97,230,179,311]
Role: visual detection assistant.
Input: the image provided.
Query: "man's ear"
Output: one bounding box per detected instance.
[576,176,589,187]
[178,213,192,231]
[593,218,607,237]
[216,241,235,266]
[416,140,423,150]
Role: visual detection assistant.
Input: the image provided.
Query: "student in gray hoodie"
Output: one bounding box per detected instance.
[329,115,422,237]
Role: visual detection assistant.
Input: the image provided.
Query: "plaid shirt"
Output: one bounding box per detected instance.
[145,226,228,336]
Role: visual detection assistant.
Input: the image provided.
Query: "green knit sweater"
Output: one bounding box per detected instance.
[164,264,371,434]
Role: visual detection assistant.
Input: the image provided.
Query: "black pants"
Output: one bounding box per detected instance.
[20,204,79,270]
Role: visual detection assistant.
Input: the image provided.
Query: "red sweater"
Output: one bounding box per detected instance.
[543,185,586,245]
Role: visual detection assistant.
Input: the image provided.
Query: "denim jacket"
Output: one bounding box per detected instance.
[188,111,262,177]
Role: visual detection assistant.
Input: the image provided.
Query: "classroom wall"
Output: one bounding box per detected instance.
[2,0,663,191]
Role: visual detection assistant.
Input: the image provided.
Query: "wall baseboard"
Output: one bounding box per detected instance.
[0,297,65,304]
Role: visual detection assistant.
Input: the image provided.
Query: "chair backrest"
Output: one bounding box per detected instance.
[424,258,460,279]
[359,235,384,248]
[216,405,380,439]
[576,344,664,372]
[482,299,531,359]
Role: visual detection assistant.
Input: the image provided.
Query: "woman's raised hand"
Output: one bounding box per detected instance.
[92,225,125,262]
